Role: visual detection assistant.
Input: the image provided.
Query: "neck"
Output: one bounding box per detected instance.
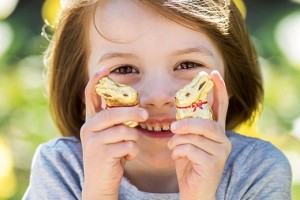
[124,165,178,193]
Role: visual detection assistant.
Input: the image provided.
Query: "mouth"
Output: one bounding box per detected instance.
[136,121,174,138]
[139,122,171,131]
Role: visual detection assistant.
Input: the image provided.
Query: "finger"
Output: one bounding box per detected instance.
[171,118,224,143]
[90,125,139,144]
[82,135,140,162]
[168,134,217,156]
[85,67,110,120]
[86,107,148,132]
[105,141,140,161]
[171,144,212,165]
[210,70,228,130]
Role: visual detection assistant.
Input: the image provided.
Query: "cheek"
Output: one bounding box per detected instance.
[86,54,95,78]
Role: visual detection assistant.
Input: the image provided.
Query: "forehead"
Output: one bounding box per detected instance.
[92,0,159,42]
[93,1,216,41]
[88,0,223,68]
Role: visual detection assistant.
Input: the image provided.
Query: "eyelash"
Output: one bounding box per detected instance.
[111,65,139,74]
[110,61,204,74]
[174,61,204,71]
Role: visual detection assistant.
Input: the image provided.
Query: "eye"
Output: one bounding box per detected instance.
[174,61,203,71]
[111,65,139,74]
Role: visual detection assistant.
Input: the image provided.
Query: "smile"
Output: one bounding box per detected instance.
[138,122,171,132]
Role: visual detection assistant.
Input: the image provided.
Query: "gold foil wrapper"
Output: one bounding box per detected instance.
[175,71,214,120]
[95,76,139,127]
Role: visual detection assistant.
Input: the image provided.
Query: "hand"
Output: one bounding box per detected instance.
[168,70,231,200]
[81,68,148,200]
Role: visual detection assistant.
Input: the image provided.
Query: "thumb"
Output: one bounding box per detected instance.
[85,67,110,120]
[210,70,228,130]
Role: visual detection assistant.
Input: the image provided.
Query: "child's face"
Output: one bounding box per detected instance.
[87,0,225,168]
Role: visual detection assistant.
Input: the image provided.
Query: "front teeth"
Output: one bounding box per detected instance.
[139,123,170,132]
[154,124,161,132]
[140,124,147,129]
[147,124,153,131]
[162,125,170,131]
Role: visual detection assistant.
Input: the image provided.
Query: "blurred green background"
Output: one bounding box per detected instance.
[0,0,300,199]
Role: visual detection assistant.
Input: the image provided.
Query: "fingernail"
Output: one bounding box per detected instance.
[95,67,108,77]
[139,109,148,120]
[170,122,178,131]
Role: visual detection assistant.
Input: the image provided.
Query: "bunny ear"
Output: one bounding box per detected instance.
[210,70,228,130]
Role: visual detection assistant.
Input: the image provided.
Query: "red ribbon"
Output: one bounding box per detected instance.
[177,100,207,112]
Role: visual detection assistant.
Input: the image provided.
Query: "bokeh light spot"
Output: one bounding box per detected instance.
[42,0,61,27]
[292,117,300,140]
[275,12,300,68]
[234,0,246,18]
[0,22,13,57]
[291,0,300,4]
[284,150,300,184]
[0,0,18,20]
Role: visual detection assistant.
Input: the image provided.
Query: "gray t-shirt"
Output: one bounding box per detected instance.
[22,131,292,200]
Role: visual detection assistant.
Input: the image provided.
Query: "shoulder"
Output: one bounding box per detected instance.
[226,131,291,170]
[23,137,83,199]
[36,136,82,157]
[32,136,83,172]
[220,131,292,199]
[39,136,81,150]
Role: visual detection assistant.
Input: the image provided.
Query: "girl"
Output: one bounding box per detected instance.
[23,0,292,199]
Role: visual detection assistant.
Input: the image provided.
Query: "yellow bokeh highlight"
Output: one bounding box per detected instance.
[235,110,261,138]
[42,0,60,27]
[0,136,16,199]
[235,111,288,148]
[234,0,246,18]
[235,122,261,138]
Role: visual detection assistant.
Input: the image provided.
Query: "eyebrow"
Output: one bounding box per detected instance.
[98,46,214,63]
[98,53,138,63]
[171,47,214,57]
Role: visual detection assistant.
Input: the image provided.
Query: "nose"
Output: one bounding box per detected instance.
[138,74,177,109]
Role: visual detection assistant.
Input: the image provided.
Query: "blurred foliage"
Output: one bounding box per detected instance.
[0,0,299,199]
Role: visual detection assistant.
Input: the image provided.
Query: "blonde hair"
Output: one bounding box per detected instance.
[45,0,263,137]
